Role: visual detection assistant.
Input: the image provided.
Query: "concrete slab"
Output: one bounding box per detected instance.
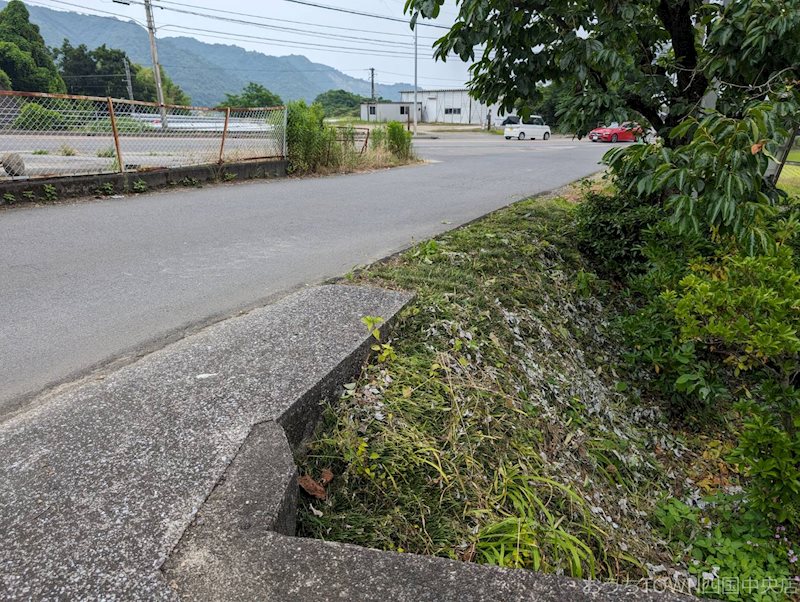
[165,413,696,602]
[169,532,696,601]
[0,284,412,600]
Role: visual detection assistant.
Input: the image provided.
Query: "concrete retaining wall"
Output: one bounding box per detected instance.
[0,158,287,205]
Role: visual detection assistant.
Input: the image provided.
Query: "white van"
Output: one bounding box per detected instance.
[504,115,551,140]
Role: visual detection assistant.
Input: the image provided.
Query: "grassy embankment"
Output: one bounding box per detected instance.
[297,190,731,591]
[297,176,798,599]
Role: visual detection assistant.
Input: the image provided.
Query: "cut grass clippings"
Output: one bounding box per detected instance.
[298,194,714,593]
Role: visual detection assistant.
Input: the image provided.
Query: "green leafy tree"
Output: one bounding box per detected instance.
[0,0,64,92]
[314,89,365,118]
[0,40,50,91]
[53,41,99,96]
[220,82,282,108]
[54,41,190,104]
[406,0,800,141]
[0,67,10,89]
[131,65,190,105]
[407,0,800,534]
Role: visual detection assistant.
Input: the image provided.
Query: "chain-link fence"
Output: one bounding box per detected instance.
[0,91,286,180]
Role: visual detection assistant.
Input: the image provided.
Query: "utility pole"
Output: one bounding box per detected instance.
[413,25,418,136]
[369,67,375,100]
[123,58,134,100]
[144,0,168,127]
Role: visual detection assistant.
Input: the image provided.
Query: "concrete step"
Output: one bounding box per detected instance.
[0,284,411,599]
[164,412,695,602]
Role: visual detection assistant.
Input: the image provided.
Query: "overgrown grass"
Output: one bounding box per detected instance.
[779,164,800,197]
[298,196,707,590]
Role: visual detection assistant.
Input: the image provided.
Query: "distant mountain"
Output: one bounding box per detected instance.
[0,1,411,106]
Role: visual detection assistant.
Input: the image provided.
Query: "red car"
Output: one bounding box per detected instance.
[588,121,643,143]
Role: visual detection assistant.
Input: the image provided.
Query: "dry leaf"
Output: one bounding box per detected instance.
[309,503,324,518]
[320,468,334,486]
[298,475,327,500]
[751,141,764,155]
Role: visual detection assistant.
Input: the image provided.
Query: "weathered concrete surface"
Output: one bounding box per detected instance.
[166,412,696,602]
[0,284,411,600]
[168,532,694,602]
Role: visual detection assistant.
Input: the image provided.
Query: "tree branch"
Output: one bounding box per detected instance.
[656,0,708,105]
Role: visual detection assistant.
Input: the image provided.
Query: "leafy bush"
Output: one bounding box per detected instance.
[370,125,387,149]
[660,247,799,525]
[655,496,796,601]
[85,115,146,134]
[573,191,661,277]
[285,100,337,173]
[605,103,795,254]
[12,102,65,130]
[670,249,800,374]
[734,392,800,528]
[386,121,412,160]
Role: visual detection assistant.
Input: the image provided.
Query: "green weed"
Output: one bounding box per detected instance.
[58,144,77,157]
[42,184,57,201]
[94,182,114,196]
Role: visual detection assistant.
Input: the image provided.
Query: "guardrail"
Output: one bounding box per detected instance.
[0,91,287,180]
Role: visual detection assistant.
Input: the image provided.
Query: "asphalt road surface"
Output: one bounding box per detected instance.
[0,134,609,416]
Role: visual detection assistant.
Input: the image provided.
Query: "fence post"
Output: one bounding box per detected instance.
[218,107,231,164]
[282,106,288,159]
[107,97,124,174]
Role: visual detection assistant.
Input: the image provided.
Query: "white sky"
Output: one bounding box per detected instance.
[31,0,475,87]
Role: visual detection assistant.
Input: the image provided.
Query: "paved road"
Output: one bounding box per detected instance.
[0,134,608,416]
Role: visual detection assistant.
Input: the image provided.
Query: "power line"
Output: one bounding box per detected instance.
[26,0,147,25]
[160,25,426,58]
[268,0,450,29]
[148,0,442,40]
[157,23,478,61]
[157,22,417,50]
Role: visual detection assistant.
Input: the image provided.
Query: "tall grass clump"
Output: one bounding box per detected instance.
[286,100,338,173]
[386,121,412,160]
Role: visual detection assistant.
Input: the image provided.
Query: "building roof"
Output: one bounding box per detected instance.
[359,101,422,105]
[399,88,470,94]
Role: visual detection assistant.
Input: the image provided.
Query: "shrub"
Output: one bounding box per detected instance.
[655,495,796,601]
[285,100,337,173]
[734,391,800,527]
[370,125,387,149]
[13,102,65,130]
[573,191,661,278]
[666,248,800,525]
[386,121,412,160]
[85,116,146,134]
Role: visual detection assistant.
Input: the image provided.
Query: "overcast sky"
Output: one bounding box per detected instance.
[32,0,474,87]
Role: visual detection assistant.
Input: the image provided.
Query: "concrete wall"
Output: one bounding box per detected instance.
[0,158,287,205]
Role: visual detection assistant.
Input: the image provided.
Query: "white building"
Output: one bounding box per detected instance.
[360,101,422,123]
[398,89,512,126]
